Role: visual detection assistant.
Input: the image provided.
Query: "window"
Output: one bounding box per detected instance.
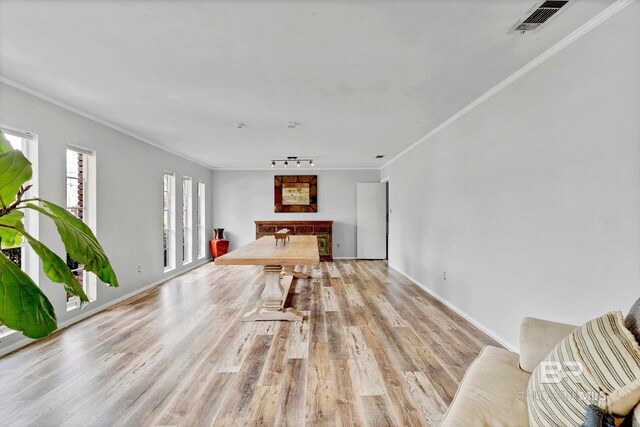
[0,127,39,337]
[182,176,193,264]
[66,147,97,310]
[197,181,206,259]
[163,172,176,272]
[1,133,27,269]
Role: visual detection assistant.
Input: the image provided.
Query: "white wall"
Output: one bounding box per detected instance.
[0,82,213,353]
[211,169,379,258]
[381,3,640,349]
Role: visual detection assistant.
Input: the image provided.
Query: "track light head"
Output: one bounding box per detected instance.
[284,161,288,168]
[271,161,276,168]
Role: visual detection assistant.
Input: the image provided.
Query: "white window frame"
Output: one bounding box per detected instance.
[197,181,206,259]
[0,126,39,338]
[182,176,193,265]
[163,172,176,272]
[66,146,97,311]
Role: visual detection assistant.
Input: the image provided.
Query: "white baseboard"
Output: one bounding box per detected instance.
[332,257,357,260]
[0,259,211,357]
[388,263,517,352]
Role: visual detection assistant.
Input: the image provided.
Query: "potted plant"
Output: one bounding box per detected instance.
[0,129,118,339]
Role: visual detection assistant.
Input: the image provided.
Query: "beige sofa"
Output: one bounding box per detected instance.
[441,317,640,426]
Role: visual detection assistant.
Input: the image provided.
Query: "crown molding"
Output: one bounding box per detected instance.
[381,0,636,170]
[210,167,380,171]
[0,76,213,170]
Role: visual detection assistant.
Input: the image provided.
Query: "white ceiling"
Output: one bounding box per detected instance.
[0,0,612,169]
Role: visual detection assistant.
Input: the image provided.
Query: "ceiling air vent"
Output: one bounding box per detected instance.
[510,1,569,33]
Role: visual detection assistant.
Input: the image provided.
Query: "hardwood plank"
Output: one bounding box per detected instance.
[360,395,399,427]
[246,385,281,426]
[275,359,307,426]
[322,287,339,312]
[217,322,259,373]
[215,334,274,425]
[258,323,291,387]
[370,339,428,427]
[326,311,348,360]
[342,282,365,307]
[369,293,407,327]
[344,326,385,396]
[305,342,337,426]
[330,358,366,427]
[403,371,448,426]
[332,279,366,327]
[288,311,311,359]
[327,262,340,278]
[341,262,357,276]
[308,272,328,344]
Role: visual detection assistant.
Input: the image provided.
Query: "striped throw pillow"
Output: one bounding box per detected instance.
[527,312,640,427]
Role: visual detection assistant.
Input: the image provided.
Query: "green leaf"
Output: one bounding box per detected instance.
[27,200,119,287]
[0,129,13,154]
[0,210,24,248]
[0,149,32,208]
[16,225,89,303]
[0,251,57,339]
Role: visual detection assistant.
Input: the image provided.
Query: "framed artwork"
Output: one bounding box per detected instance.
[274,175,317,212]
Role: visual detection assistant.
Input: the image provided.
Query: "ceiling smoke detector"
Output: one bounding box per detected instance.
[510,1,570,34]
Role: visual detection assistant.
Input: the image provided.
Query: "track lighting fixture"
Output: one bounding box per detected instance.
[269,156,315,168]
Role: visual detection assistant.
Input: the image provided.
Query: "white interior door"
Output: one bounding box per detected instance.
[357,183,387,259]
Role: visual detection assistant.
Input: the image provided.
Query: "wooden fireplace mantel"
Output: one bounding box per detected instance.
[255,220,333,261]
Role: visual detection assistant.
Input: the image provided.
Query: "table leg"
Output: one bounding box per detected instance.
[281,265,310,279]
[243,265,304,321]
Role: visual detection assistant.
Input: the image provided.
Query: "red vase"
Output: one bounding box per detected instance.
[210,239,229,258]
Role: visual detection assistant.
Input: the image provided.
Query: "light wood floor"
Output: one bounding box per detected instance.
[0,260,499,426]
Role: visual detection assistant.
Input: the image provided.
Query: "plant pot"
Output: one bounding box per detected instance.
[210,239,229,258]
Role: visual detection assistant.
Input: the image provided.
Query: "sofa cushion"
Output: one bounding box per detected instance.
[519,317,578,373]
[625,297,640,346]
[528,311,640,427]
[441,346,530,427]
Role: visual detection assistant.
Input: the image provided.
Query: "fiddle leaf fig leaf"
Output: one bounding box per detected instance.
[26,200,119,287]
[0,129,13,153]
[0,210,25,247]
[0,251,57,339]
[0,149,32,207]
[16,226,89,302]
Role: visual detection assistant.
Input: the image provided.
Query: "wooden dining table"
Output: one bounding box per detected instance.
[214,235,320,321]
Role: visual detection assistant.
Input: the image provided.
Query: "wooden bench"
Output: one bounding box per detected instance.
[274,228,290,246]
